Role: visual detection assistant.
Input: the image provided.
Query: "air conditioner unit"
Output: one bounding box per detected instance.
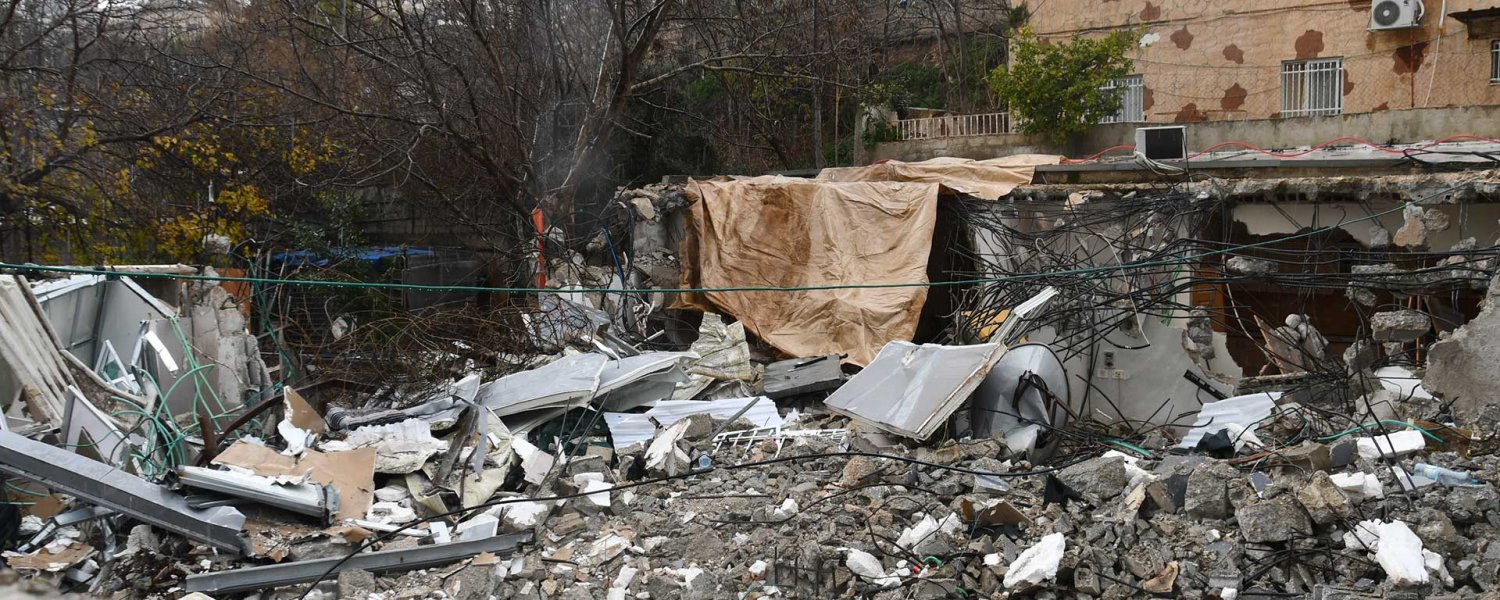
[1370,0,1424,30]
[1135,126,1186,161]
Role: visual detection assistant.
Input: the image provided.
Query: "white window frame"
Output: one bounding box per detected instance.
[1281,58,1344,118]
[1100,74,1145,123]
[1491,40,1499,85]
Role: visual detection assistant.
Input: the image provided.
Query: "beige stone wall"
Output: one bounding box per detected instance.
[1028,0,1500,123]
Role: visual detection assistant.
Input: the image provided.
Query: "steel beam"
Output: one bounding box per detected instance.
[185,533,531,594]
[0,430,246,553]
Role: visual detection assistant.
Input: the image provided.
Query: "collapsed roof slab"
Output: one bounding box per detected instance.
[1012,171,1500,206]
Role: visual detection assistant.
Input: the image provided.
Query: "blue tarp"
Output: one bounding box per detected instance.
[270,246,435,268]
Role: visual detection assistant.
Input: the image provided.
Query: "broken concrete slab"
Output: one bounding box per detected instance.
[1056,455,1129,502]
[1295,472,1352,525]
[1235,496,1312,543]
[1426,307,1500,426]
[1371,310,1430,342]
[1184,462,1238,520]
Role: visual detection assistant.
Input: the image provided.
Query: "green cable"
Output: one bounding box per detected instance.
[5,483,48,497]
[1104,439,1154,459]
[1317,420,1443,443]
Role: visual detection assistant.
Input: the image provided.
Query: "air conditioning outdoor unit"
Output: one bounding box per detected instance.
[1135,126,1187,161]
[1370,0,1424,30]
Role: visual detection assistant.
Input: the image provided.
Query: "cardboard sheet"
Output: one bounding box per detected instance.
[213,442,375,521]
[680,177,940,366]
[815,155,1059,200]
[284,388,328,433]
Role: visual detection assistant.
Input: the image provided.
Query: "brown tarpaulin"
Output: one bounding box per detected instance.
[677,156,1056,366]
[678,177,938,366]
[816,155,1060,200]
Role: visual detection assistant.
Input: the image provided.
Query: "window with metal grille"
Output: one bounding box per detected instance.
[1100,75,1145,123]
[1491,40,1499,85]
[1281,58,1344,117]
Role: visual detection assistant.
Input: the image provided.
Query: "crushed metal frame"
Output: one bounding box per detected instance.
[184,533,530,594]
[0,430,247,553]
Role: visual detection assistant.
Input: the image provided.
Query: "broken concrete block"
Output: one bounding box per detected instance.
[1235,497,1312,543]
[1226,257,1276,276]
[495,501,549,533]
[678,413,717,440]
[1393,205,1429,248]
[1343,339,1376,372]
[840,455,881,487]
[1426,308,1500,426]
[1375,521,1428,587]
[845,549,899,588]
[1279,443,1331,472]
[1371,310,1429,342]
[1421,208,1451,232]
[1184,462,1236,520]
[1345,285,1379,308]
[1057,455,1129,502]
[1004,532,1065,589]
[1413,508,1464,555]
[1142,561,1179,594]
[1295,472,1352,525]
[1366,225,1392,248]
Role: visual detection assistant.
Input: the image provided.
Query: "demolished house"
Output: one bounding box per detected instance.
[1,143,1500,599]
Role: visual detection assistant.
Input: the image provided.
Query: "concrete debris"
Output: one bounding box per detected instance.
[1394,204,1431,248]
[1236,496,1312,542]
[1372,310,1431,342]
[6,166,1500,600]
[1426,306,1500,427]
[1226,256,1277,275]
[320,418,449,474]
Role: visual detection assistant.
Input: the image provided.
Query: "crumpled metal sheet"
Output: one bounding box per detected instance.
[645,397,783,429]
[475,353,607,417]
[824,341,1007,440]
[674,314,753,400]
[0,430,246,553]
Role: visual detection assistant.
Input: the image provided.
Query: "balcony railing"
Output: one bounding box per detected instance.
[895,112,1011,140]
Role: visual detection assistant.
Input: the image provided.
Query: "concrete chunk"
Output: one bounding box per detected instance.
[1235,496,1312,543]
[1057,456,1129,502]
[1295,472,1352,525]
[1371,310,1430,342]
[1184,462,1236,520]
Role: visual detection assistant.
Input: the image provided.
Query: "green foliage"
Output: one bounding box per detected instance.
[288,191,369,253]
[823,138,852,166]
[861,119,900,150]
[987,26,1137,141]
[880,63,945,110]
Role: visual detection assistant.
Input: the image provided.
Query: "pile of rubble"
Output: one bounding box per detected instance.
[0,278,1496,599]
